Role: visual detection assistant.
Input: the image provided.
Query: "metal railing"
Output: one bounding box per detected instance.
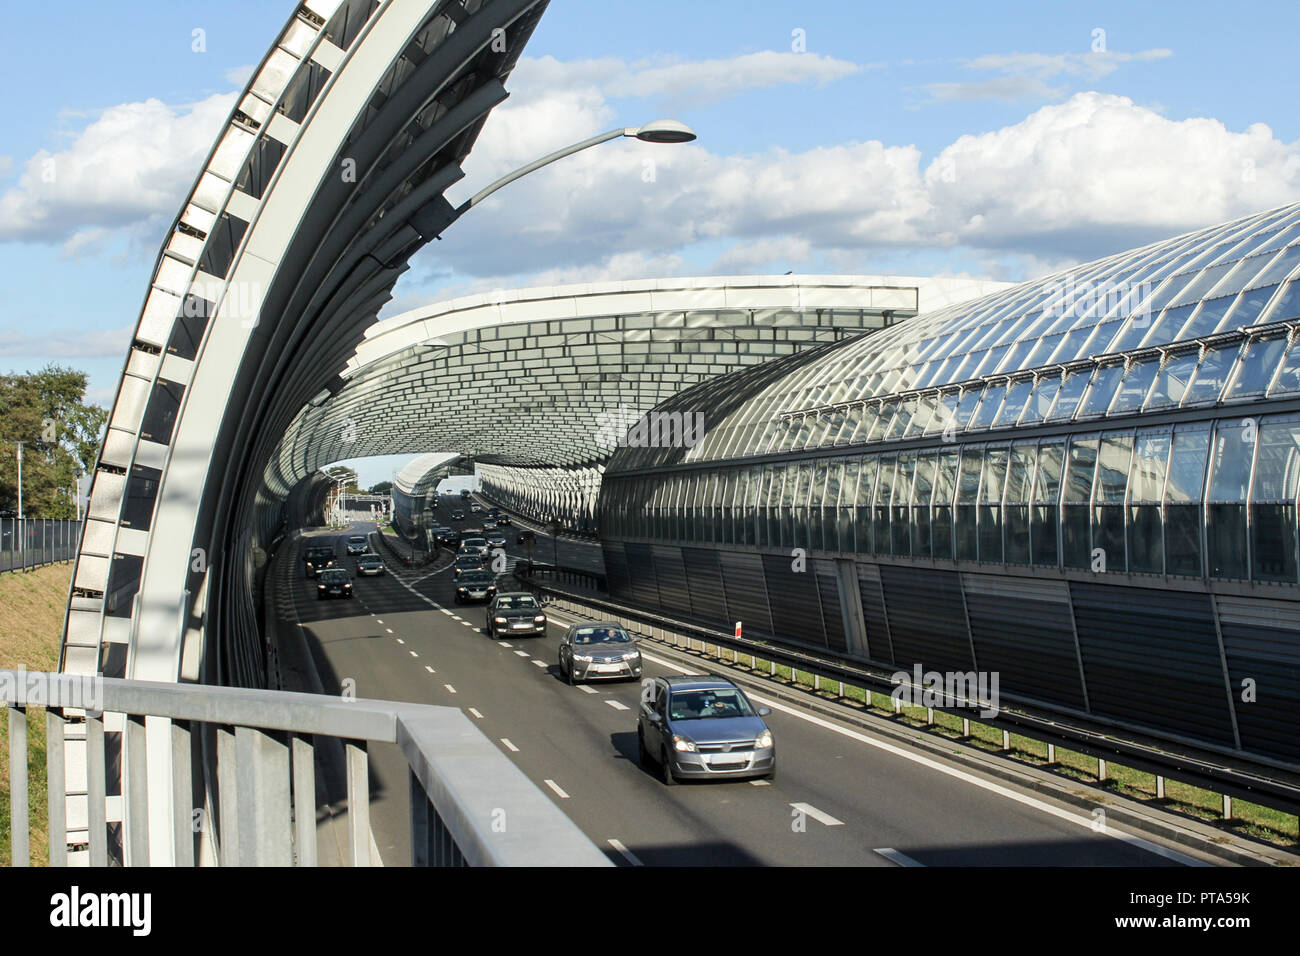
[0,518,81,573]
[2,670,610,867]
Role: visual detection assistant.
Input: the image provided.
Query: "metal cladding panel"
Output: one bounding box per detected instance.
[718,551,773,635]
[962,574,1086,710]
[682,547,727,623]
[761,553,827,648]
[603,541,631,603]
[817,568,847,652]
[879,565,973,672]
[1070,583,1236,747]
[623,542,660,608]
[1215,596,1300,763]
[856,564,892,663]
[651,545,692,617]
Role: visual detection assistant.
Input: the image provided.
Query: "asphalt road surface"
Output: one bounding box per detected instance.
[275,515,1218,867]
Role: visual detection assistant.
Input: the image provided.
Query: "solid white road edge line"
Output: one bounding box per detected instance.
[633,649,1208,867]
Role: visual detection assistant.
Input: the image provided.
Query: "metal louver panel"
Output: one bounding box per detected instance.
[1071,583,1235,747]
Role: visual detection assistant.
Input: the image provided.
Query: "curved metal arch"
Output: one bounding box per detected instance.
[62,0,551,694]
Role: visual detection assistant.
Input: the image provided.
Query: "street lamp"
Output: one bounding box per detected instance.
[423,120,698,239]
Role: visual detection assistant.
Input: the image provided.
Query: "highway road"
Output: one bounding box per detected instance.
[273,506,1220,867]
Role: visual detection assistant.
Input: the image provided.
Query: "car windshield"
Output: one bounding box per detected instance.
[456,556,480,566]
[308,549,332,560]
[668,688,755,721]
[572,627,631,645]
[348,537,365,544]
[460,573,493,585]
[462,538,486,547]
[320,570,349,584]
[496,596,538,610]
[359,556,380,565]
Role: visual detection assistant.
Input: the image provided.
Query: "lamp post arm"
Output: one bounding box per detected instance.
[454,127,630,219]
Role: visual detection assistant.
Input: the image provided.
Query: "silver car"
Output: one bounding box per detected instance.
[638,676,775,784]
[558,623,642,684]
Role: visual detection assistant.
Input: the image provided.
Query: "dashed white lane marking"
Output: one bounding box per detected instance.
[790,802,844,827]
[409,650,418,658]
[544,779,570,799]
[385,628,393,634]
[531,660,548,669]
[424,665,435,674]
[605,700,630,711]
[635,649,1206,866]
[497,641,512,647]
[514,650,530,657]
[376,619,383,624]
[440,609,454,616]
[444,684,457,694]
[749,780,771,787]
[395,638,404,644]
[608,839,644,867]
[501,738,519,752]
[468,707,483,719]
[875,847,925,867]
[578,685,598,695]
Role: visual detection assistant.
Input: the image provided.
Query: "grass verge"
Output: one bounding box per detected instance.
[0,563,72,866]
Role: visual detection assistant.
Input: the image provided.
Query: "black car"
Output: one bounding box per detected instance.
[495,513,510,526]
[454,570,496,604]
[355,553,385,576]
[450,510,466,521]
[437,528,461,548]
[345,534,368,555]
[638,676,775,785]
[452,554,485,580]
[485,592,547,638]
[316,568,354,600]
[304,546,336,578]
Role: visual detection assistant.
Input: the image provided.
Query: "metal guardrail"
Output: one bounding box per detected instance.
[1,670,610,867]
[516,572,1300,821]
[0,518,81,573]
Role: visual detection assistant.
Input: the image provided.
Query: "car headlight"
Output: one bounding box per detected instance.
[533,615,546,623]
[316,584,325,590]
[494,617,507,624]
[573,654,593,663]
[755,730,773,749]
[672,735,696,753]
[622,651,640,660]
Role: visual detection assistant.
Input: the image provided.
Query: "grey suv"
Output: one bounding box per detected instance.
[638,675,775,785]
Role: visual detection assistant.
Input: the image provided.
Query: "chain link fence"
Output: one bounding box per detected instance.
[0,518,81,573]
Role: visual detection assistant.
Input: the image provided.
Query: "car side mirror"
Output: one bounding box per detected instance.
[758,706,772,717]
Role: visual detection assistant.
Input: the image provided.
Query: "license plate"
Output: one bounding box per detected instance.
[469,591,485,597]
[592,663,623,673]
[511,623,534,629]
[707,752,750,766]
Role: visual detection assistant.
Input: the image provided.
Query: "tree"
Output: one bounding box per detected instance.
[369,480,392,495]
[0,366,108,518]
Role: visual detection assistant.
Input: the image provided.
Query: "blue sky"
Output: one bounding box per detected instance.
[1,1,1298,484]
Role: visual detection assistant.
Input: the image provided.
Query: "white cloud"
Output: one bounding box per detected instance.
[511,51,867,108]
[0,324,133,359]
[431,86,1300,287]
[922,48,1172,103]
[0,155,12,178]
[224,64,255,88]
[0,93,236,243]
[924,92,1300,257]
